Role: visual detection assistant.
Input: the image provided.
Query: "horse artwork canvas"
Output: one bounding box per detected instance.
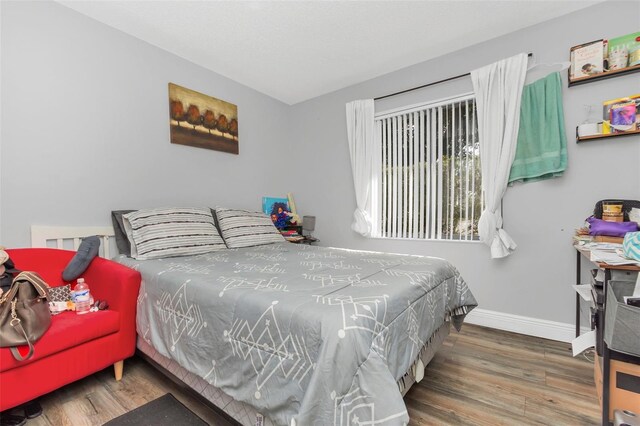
[169,83,239,154]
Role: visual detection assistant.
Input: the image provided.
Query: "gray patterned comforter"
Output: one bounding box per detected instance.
[116,243,476,426]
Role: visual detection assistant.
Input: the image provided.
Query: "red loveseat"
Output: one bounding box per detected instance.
[0,248,141,411]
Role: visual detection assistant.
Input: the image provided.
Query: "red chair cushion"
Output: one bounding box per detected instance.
[0,310,120,372]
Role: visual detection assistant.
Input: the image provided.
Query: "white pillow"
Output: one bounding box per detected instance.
[123,207,226,260]
[215,207,285,248]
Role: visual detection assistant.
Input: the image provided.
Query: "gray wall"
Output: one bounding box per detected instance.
[0,1,292,247]
[288,2,640,325]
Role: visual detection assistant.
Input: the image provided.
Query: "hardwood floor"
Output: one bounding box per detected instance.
[405,325,599,425]
[15,355,230,426]
[9,324,599,425]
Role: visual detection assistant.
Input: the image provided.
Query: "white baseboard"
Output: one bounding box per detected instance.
[464,308,591,343]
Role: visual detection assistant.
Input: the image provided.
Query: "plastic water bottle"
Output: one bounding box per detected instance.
[74,278,91,315]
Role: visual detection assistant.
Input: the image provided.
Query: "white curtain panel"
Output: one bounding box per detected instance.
[471,53,528,259]
[346,99,375,236]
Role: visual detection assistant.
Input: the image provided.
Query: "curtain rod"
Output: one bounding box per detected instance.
[374,53,533,101]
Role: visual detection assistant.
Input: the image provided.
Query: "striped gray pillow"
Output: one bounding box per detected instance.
[215,208,285,248]
[123,207,226,260]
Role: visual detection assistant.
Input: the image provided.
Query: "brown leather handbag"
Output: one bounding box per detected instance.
[0,272,51,361]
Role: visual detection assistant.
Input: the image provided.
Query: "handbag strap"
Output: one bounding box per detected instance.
[8,322,34,361]
[13,272,49,299]
[7,299,35,361]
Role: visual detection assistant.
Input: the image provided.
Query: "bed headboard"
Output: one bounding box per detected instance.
[30,225,117,258]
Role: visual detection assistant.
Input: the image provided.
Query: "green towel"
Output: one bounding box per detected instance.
[509,72,567,184]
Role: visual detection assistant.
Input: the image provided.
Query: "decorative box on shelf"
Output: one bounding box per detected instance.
[575,93,640,143]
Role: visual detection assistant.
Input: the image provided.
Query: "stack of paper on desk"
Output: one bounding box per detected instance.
[590,249,640,266]
[584,242,623,251]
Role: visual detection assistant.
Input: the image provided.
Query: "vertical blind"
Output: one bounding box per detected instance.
[374,94,483,241]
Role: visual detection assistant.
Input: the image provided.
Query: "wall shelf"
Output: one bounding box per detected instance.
[568,64,640,87]
[576,128,640,143]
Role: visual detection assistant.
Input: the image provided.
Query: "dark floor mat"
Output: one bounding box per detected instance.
[103,393,207,426]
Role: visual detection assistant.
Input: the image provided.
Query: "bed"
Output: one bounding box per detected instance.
[31,223,477,426]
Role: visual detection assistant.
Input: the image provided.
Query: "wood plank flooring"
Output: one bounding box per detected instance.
[405,325,599,425]
[9,324,599,425]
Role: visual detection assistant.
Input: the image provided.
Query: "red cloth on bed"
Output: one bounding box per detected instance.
[0,248,141,411]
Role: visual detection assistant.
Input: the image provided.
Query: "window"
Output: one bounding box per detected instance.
[373,94,483,241]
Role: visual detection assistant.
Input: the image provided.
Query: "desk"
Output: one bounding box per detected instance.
[573,245,640,425]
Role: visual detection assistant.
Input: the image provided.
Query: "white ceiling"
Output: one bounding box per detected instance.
[58,1,601,105]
